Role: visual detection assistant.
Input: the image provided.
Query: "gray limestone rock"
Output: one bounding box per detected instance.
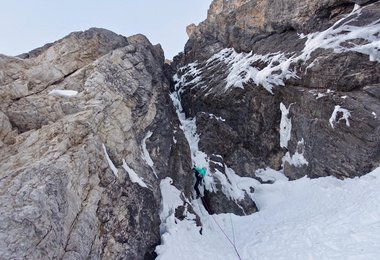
[184,0,359,62]
[0,28,182,260]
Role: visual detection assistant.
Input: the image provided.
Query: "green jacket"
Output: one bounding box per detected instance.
[194,167,206,177]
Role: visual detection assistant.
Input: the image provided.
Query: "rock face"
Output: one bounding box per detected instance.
[174,0,380,186]
[0,28,194,259]
[1,0,379,258]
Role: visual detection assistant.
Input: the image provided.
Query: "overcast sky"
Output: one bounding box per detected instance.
[0,0,212,59]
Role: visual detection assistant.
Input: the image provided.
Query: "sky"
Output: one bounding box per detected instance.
[0,0,212,59]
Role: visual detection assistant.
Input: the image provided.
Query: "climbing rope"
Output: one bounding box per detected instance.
[230,213,236,246]
[200,197,242,260]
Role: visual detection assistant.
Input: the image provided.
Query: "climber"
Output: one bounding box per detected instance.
[192,166,206,198]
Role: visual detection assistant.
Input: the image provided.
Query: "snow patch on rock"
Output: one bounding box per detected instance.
[122,159,148,188]
[102,144,118,177]
[141,131,158,178]
[282,139,309,167]
[280,102,292,148]
[159,178,184,230]
[329,105,351,128]
[49,89,78,97]
[208,48,297,94]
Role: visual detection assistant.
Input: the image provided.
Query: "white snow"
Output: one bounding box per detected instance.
[282,139,309,167]
[122,159,148,188]
[210,166,257,202]
[170,89,214,197]
[186,5,380,94]
[300,6,380,62]
[207,48,297,94]
[169,91,209,170]
[208,113,226,122]
[255,167,288,183]
[174,62,203,91]
[280,102,292,148]
[314,90,335,99]
[372,112,377,119]
[282,151,309,167]
[159,177,185,233]
[329,105,351,128]
[102,144,118,177]
[157,166,380,260]
[48,89,78,97]
[171,73,261,202]
[141,131,158,178]
[316,93,328,99]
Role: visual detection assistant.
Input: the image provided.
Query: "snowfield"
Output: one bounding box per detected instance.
[156,167,380,260]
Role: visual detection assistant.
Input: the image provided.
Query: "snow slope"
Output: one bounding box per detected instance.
[156,167,380,260]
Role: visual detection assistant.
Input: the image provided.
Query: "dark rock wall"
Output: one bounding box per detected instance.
[175,0,380,181]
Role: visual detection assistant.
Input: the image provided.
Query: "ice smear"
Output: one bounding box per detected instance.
[122,159,148,188]
[207,48,297,94]
[169,91,209,170]
[170,82,255,200]
[173,62,202,92]
[102,144,118,177]
[280,102,292,148]
[141,131,158,178]
[299,7,380,62]
[329,105,351,128]
[49,89,78,97]
[169,89,213,198]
